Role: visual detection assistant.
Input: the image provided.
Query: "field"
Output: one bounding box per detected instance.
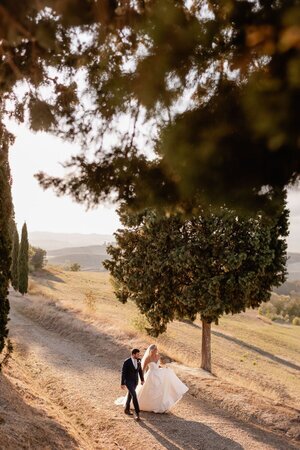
[29,266,300,409]
[2,264,299,449]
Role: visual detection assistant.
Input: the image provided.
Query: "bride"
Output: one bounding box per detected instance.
[136,344,188,413]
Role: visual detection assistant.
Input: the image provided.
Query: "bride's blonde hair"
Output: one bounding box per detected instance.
[141,344,157,370]
[149,344,157,354]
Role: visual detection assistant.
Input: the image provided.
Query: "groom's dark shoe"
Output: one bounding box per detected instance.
[124,409,133,415]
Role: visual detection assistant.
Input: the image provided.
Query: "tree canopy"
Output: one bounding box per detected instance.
[29,246,47,271]
[104,197,288,370]
[0,1,298,213]
[105,195,288,336]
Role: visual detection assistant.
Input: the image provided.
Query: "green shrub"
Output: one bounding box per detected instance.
[29,246,47,271]
[260,294,300,324]
[70,263,81,272]
[292,317,300,326]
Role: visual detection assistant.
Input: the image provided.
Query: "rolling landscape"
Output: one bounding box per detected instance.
[29,232,115,271]
[46,245,109,271]
[29,232,300,280]
[285,253,300,281]
[1,2,299,449]
[1,264,299,449]
[29,231,114,250]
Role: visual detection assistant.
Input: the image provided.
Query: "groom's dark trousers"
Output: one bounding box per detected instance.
[121,358,144,414]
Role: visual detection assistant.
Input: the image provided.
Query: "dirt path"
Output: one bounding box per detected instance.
[6,291,299,450]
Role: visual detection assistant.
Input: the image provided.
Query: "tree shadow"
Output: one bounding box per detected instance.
[9,294,299,449]
[190,322,300,372]
[139,407,299,450]
[139,415,244,450]
[212,329,300,371]
[32,269,65,283]
[9,293,133,376]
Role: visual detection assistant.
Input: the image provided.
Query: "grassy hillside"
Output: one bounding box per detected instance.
[47,245,107,257]
[29,266,300,409]
[47,254,107,271]
[46,245,108,271]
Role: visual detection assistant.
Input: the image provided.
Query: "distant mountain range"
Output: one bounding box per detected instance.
[29,232,300,278]
[29,231,115,251]
[46,244,108,271]
[286,252,300,281]
[29,232,115,271]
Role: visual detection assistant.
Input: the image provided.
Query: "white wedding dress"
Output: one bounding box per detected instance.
[135,362,188,413]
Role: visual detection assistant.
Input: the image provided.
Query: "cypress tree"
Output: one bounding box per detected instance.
[11,226,19,291]
[0,125,14,354]
[105,196,288,372]
[18,223,29,295]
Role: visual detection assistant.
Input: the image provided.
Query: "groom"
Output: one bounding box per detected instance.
[121,348,144,421]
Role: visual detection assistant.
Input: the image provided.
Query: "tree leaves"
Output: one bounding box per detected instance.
[0,1,298,212]
[28,97,56,132]
[0,124,13,354]
[105,198,288,337]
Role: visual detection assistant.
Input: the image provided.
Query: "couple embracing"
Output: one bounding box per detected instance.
[116,344,188,420]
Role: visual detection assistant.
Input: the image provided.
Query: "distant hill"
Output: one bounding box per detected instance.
[30,233,300,279]
[271,252,300,295]
[47,244,107,257]
[286,252,300,281]
[46,243,109,271]
[48,254,108,272]
[29,231,114,251]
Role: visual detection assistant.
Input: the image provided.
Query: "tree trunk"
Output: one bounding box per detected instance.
[201,320,211,372]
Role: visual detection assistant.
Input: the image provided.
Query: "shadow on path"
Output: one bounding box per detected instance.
[139,416,244,450]
[9,292,299,450]
[140,408,299,450]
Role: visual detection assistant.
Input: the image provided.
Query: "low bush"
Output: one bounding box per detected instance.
[259,293,300,323]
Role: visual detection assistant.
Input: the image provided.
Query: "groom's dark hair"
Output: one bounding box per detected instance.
[131,348,140,355]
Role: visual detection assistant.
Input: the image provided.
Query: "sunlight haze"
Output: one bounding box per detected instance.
[8,122,300,252]
[8,122,121,236]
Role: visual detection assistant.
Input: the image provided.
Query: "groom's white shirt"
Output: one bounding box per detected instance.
[131,357,137,369]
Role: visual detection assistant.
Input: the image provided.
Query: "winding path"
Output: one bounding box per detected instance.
[7,291,298,450]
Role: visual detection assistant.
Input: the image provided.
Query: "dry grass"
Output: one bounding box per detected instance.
[29,266,300,409]
[0,371,83,450]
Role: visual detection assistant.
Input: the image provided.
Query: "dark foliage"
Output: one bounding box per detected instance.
[0,125,14,353]
[105,194,288,339]
[18,223,29,295]
[11,226,19,290]
[0,1,297,212]
[29,246,47,271]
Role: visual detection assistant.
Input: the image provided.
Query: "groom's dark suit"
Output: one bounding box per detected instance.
[121,357,144,415]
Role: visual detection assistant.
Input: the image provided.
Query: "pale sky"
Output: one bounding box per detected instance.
[8,121,300,252]
[8,121,121,235]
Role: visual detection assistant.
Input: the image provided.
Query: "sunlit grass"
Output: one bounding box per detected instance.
[29,266,300,408]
